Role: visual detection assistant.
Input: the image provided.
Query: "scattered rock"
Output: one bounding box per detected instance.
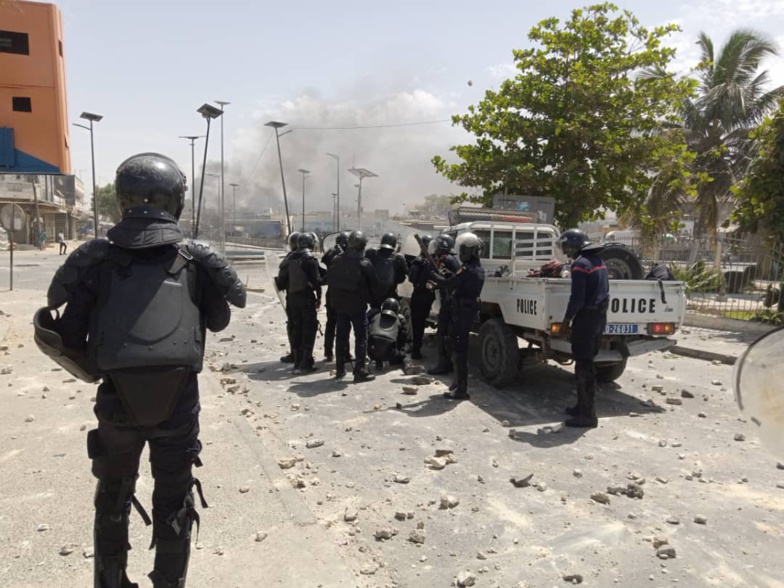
[403,364,426,375]
[59,545,74,556]
[360,563,377,575]
[83,549,94,559]
[681,390,695,399]
[286,474,306,489]
[408,529,426,544]
[374,528,396,540]
[402,386,418,395]
[536,482,548,492]
[331,449,342,458]
[305,439,325,449]
[239,486,250,494]
[734,433,746,442]
[36,524,50,532]
[440,495,460,509]
[255,531,268,542]
[655,477,669,485]
[573,469,583,478]
[457,570,478,587]
[476,551,488,560]
[698,412,707,418]
[591,492,610,505]
[777,462,784,470]
[393,474,410,484]
[434,448,454,457]
[410,376,433,386]
[344,509,358,523]
[711,379,722,386]
[563,574,584,584]
[657,546,677,560]
[510,474,534,488]
[0,366,13,375]
[666,397,683,406]
[425,457,447,470]
[666,516,680,525]
[694,515,707,525]
[652,537,668,549]
[24,415,35,423]
[651,384,664,393]
[394,512,408,521]
[277,457,297,470]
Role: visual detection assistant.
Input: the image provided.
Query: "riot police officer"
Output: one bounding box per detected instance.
[557,229,609,428]
[37,153,246,588]
[276,232,301,364]
[321,231,350,362]
[427,234,461,375]
[429,232,485,400]
[408,235,434,360]
[326,230,377,382]
[278,232,322,373]
[366,232,408,310]
[368,298,409,371]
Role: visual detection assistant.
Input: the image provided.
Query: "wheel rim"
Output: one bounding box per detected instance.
[483,333,501,376]
[606,259,632,279]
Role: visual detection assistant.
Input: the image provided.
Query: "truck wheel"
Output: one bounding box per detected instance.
[596,359,627,383]
[478,318,519,387]
[599,244,644,280]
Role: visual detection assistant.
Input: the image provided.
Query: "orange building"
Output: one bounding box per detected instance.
[0,0,71,174]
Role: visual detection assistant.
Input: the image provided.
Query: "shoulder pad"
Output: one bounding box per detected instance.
[183,240,247,308]
[47,238,112,309]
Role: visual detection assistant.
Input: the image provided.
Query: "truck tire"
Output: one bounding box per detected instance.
[596,358,627,383]
[599,244,644,280]
[478,318,519,388]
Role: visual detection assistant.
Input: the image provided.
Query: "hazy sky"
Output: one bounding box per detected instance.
[51,0,784,214]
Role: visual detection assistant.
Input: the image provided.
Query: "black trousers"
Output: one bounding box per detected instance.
[89,379,203,585]
[324,293,337,356]
[288,292,318,369]
[336,311,368,372]
[410,287,435,352]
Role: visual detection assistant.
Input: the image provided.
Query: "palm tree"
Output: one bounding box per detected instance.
[686,29,782,239]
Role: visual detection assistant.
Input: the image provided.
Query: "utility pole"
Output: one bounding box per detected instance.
[215,100,230,250]
[297,168,311,232]
[179,135,204,232]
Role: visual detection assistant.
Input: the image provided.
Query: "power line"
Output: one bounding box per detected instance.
[292,119,452,131]
[246,131,274,180]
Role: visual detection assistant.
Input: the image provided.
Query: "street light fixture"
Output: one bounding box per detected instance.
[194,103,223,239]
[327,152,340,232]
[179,135,204,232]
[297,168,310,232]
[214,100,230,250]
[73,111,103,236]
[229,182,240,236]
[348,168,378,230]
[265,121,293,236]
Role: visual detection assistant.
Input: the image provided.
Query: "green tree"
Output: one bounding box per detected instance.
[733,100,784,244]
[95,182,121,223]
[432,3,696,228]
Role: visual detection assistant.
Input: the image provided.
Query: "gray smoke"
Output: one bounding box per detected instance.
[221,90,469,216]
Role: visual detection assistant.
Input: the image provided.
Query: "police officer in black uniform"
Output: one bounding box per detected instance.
[427,234,461,375]
[557,229,609,429]
[38,153,246,588]
[276,232,300,364]
[321,231,350,362]
[408,234,434,360]
[278,232,322,373]
[365,232,408,310]
[429,232,485,400]
[367,298,409,370]
[326,230,377,382]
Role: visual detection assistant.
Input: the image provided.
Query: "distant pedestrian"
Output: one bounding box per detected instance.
[57,231,67,255]
[40,229,47,250]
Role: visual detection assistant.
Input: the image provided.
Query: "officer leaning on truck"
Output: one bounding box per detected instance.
[556,229,609,429]
[34,153,246,588]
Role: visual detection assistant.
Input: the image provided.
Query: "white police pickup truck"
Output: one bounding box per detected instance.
[398,208,686,387]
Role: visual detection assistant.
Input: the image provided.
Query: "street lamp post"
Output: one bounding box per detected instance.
[229,182,239,236]
[265,121,293,236]
[297,168,310,232]
[179,135,204,232]
[214,100,230,250]
[194,103,223,239]
[73,111,103,236]
[327,152,340,232]
[347,168,378,231]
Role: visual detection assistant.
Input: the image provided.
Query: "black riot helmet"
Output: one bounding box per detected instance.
[336,231,350,249]
[420,235,433,250]
[288,232,301,251]
[380,232,397,251]
[297,232,315,251]
[115,153,187,219]
[433,234,455,256]
[557,229,592,259]
[381,298,401,317]
[347,230,367,252]
[456,232,484,263]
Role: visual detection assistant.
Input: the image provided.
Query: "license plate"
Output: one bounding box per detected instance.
[605,323,639,335]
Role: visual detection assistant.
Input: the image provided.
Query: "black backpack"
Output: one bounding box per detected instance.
[645,264,675,281]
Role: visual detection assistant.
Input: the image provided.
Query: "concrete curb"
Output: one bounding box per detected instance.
[685,312,775,335]
[669,345,737,365]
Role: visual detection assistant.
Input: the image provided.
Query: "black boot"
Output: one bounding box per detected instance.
[375,360,384,372]
[93,481,138,588]
[280,353,295,364]
[444,354,469,400]
[148,493,196,588]
[353,360,376,383]
[411,345,423,360]
[299,347,318,373]
[427,337,452,376]
[565,362,598,428]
